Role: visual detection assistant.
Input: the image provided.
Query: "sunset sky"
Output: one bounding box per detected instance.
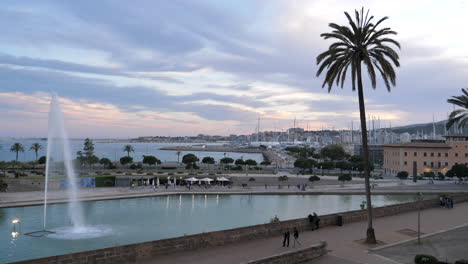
[1,0,467,138]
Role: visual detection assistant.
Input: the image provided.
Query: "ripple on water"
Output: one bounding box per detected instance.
[48,225,113,240]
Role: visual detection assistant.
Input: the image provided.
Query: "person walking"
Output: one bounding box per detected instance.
[293,227,301,248]
[313,212,320,230]
[282,229,290,247]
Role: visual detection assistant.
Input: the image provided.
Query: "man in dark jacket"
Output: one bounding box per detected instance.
[282,229,290,247]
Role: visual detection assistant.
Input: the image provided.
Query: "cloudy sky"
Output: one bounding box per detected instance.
[1,0,467,138]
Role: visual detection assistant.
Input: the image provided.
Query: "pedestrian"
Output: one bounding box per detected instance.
[439,196,445,207]
[293,227,301,248]
[282,229,290,247]
[313,212,320,229]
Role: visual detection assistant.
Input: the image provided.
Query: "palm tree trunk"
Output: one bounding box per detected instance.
[356,61,376,244]
[16,152,19,163]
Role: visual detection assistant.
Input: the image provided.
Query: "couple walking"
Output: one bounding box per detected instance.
[282,227,301,248]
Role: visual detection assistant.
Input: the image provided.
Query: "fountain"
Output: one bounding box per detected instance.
[28,94,111,239]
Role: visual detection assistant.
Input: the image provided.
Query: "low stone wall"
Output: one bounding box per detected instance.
[243,241,327,264]
[12,194,468,264]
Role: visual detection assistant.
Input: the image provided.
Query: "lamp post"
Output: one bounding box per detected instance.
[417,192,422,244]
[12,219,20,238]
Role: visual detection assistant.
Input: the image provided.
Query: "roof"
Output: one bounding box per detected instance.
[383,142,451,148]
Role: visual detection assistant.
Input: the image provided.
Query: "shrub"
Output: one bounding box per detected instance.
[414,254,438,264]
[95,176,116,187]
[248,177,256,181]
[278,175,288,181]
[269,215,280,223]
[120,156,133,165]
[208,173,215,176]
[168,172,174,176]
[129,164,138,170]
[216,172,223,174]
[146,172,154,176]
[161,167,176,170]
[125,172,132,176]
[338,174,352,183]
[396,171,408,180]
[241,183,248,188]
[177,171,184,174]
[309,175,321,182]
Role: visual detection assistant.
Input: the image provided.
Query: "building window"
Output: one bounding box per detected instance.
[430,162,434,168]
[423,152,427,157]
[445,162,448,166]
[438,162,441,168]
[438,153,441,157]
[423,161,427,166]
[445,153,448,157]
[414,152,417,157]
[465,153,468,157]
[404,161,407,165]
[430,152,434,157]
[455,153,459,157]
[404,152,407,157]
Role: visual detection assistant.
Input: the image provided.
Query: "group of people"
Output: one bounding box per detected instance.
[282,227,301,248]
[281,212,320,248]
[440,195,454,208]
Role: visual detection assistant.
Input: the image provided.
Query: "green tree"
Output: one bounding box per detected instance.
[336,161,352,174]
[123,145,135,157]
[294,158,316,174]
[182,153,199,170]
[446,88,468,130]
[396,171,408,180]
[29,143,42,162]
[176,151,182,163]
[260,160,271,166]
[245,159,257,166]
[99,158,112,166]
[235,158,245,166]
[120,156,133,165]
[202,156,215,165]
[320,144,346,161]
[316,8,400,243]
[83,138,96,167]
[142,155,161,166]
[10,142,25,163]
[38,156,47,165]
[446,164,468,179]
[220,157,234,165]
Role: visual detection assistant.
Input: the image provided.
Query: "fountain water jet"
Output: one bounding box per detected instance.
[43,94,84,231]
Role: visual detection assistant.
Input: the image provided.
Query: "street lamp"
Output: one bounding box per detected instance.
[12,219,20,237]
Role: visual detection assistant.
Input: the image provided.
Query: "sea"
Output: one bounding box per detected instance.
[0,140,264,163]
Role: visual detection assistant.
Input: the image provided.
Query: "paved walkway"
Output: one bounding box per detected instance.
[141,201,468,264]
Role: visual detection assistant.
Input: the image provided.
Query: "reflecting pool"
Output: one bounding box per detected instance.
[0,193,433,263]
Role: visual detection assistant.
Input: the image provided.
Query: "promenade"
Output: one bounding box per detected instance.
[142,200,468,264]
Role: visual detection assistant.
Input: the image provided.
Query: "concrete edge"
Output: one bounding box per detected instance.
[368,222,468,253]
[2,190,464,208]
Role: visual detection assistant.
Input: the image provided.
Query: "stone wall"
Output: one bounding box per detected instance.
[12,194,468,264]
[243,241,327,264]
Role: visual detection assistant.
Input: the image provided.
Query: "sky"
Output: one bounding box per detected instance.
[0,0,467,138]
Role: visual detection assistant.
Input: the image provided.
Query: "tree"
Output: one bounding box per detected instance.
[396,171,408,180]
[202,156,215,165]
[294,158,316,174]
[336,161,352,174]
[259,144,267,150]
[220,157,234,165]
[245,159,257,166]
[316,8,400,243]
[120,156,133,165]
[320,144,347,161]
[10,143,25,163]
[123,145,135,157]
[83,138,96,168]
[234,158,245,166]
[176,151,182,163]
[142,155,161,166]
[38,156,47,165]
[29,143,42,162]
[182,153,199,169]
[446,164,468,179]
[446,88,468,130]
[260,160,271,166]
[99,158,112,166]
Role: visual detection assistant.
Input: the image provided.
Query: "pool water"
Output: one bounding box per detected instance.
[0,194,432,263]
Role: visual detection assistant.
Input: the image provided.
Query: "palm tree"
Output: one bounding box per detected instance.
[29,143,42,162]
[123,145,135,157]
[316,8,400,244]
[10,143,25,163]
[446,88,468,130]
[176,151,181,163]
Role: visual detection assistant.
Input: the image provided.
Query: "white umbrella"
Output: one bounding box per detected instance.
[200,178,214,184]
[216,177,230,182]
[185,177,199,183]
